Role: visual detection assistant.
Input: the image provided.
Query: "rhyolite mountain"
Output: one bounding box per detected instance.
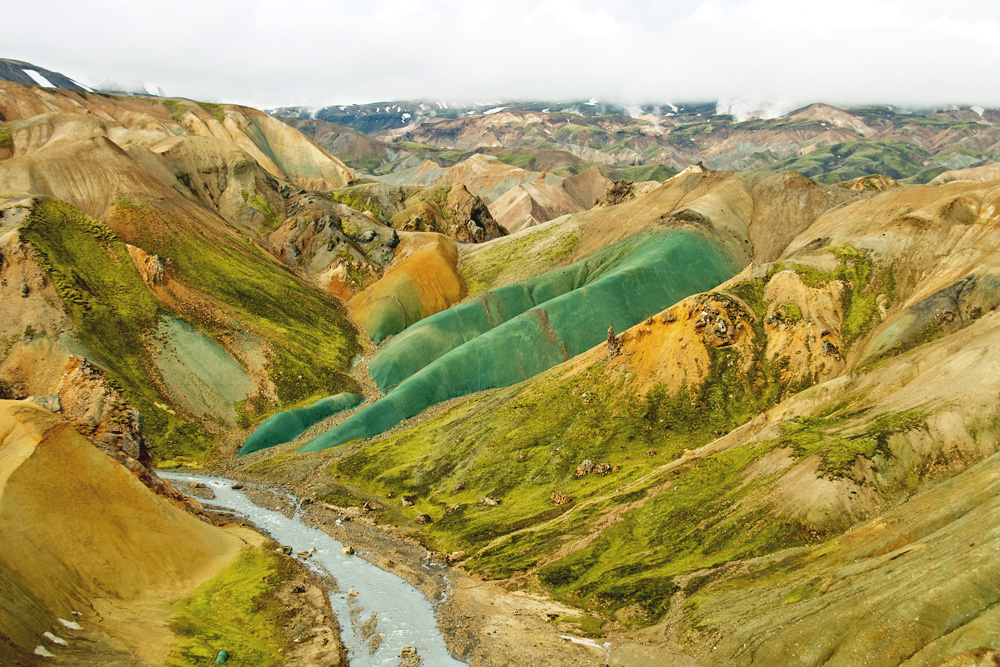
[1,65,999,667]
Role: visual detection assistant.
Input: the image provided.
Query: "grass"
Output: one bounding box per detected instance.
[165,548,294,667]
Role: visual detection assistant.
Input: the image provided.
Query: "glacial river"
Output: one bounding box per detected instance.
[158,472,467,667]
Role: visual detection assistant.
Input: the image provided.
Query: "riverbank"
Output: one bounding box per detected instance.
[168,471,700,667]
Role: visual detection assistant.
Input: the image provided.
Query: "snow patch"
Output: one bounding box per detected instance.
[541,108,550,113]
[34,645,55,658]
[585,97,599,106]
[972,105,986,119]
[23,69,55,88]
[70,78,94,92]
[143,83,163,96]
[401,112,411,120]
[626,105,643,119]
[666,101,679,112]
[43,632,68,646]
[484,106,507,115]
[57,618,82,630]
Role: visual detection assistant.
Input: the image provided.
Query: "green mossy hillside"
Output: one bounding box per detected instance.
[324,244,898,624]
[19,199,213,459]
[165,548,295,667]
[111,198,361,411]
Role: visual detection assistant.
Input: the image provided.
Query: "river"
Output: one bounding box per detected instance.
[158,471,467,667]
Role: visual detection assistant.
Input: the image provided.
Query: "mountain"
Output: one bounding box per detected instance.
[0,58,90,92]
[4,61,1000,666]
[275,100,1000,190]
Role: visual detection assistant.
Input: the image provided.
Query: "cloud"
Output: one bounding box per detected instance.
[4,0,1000,108]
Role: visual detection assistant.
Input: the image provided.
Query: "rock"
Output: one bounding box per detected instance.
[188,484,216,500]
[606,324,622,359]
[415,513,432,524]
[296,548,316,559]
[447,551,468,563]
[276,545,293,555]
[363,501,383,512]
[444,503,464,516]
[20,282,28,297]
[595,179,636,207]
[401,498,414,507]
[189,482,206,489]
[231,482,244,490]
[576,459,595,476]
[593,462,613,475]
[452,482,465,494]
[24,394,62,413]
[481,496,500,506]
[341,546,355,555]
[359,229,377,243]
[400,646,418,657]
[347,589,359,596]
[551,491,571,505]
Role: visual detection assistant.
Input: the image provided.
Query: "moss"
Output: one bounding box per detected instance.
[241,190,282,230]
[779,302,803,324]
[19,199,214,461]
[165,548,293,667]
[196,101,227,122]
[533,439,811,624]
[110,198,360,415]
[778,409,925,477]
[163,100,189,123]
[0,122,12,151]
[327,187,384,221]
[459,225,581,296]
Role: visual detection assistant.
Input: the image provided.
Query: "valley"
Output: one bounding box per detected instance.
[1,57,999,666]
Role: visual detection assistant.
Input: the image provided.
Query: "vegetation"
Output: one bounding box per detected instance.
[0,121,12,151]
[165,548,294,667]
[163,100,189,123]
[241,190,282,230]
[197,101,227,122]
[458,224,581,296]
[110,197,361,411]
[19,199,214,459]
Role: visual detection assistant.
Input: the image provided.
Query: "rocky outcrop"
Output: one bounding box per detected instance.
[444,184,507,243]
[126,243,165,286]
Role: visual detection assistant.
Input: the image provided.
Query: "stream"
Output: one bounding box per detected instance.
[158,471,467,667]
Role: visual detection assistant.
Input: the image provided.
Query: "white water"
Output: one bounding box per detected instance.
[158,472,466,667]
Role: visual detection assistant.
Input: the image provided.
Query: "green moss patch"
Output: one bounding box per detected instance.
[165,548,294,667]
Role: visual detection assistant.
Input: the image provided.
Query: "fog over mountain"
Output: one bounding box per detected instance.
[6,0,1000,108]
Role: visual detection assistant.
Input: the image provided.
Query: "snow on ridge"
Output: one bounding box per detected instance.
[972,105,986,120]
[484,106,507,115]
[23,69,55,88]
[585,97,599,106]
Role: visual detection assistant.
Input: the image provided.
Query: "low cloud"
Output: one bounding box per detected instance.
[6,0,1000,109]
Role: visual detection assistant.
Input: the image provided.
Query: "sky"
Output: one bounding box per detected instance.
[6,0,1000,110]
